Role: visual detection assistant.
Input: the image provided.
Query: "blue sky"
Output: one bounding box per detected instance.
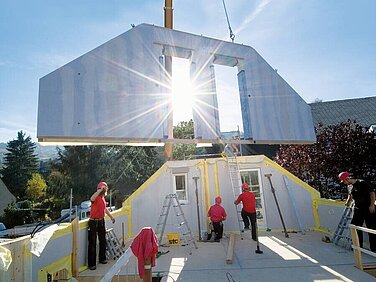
[1,0,375,143]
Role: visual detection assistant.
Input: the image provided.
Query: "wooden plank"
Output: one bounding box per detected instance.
[226,234,235,264]
[350,225,363,270]
[71,218,79,277]
[12,237,26,282]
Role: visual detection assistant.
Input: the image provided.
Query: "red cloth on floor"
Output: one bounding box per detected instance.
[130,227,159,279]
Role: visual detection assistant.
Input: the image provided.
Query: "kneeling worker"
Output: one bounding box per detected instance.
[207,196,227,241]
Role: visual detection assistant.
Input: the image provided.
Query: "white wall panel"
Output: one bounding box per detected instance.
[38,24,315,144]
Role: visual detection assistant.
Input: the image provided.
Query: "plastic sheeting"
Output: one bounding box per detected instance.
[0,245,12,271]
[28,224,59,257]
[38,23,315,144]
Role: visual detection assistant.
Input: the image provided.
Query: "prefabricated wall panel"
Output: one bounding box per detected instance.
[127,156,317,237]
[38,23,315,144]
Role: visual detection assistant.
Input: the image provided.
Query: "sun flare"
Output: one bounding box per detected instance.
[172,58,195,125]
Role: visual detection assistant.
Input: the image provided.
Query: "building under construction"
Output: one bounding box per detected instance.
[2,5,376,281]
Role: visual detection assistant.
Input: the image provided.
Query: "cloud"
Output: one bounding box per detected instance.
[235,0,273,35]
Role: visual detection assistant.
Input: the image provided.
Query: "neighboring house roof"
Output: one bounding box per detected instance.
[0,178,16,215]
[309,96,376,128]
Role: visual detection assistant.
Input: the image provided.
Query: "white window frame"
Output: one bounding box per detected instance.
[173,173,188,204]
[239,168,267,227]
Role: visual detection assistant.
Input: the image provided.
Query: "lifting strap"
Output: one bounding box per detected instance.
[221,0,235,42]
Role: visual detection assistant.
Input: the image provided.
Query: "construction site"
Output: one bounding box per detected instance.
[1,1,376,281]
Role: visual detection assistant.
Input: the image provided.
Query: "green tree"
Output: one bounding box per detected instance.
[52,145,162,205]
[46,171,71,199]
[26,173,47,203]
[274,121,376,199]
[172,119,222,159]
[173,120,196,160]
[100,146,162,202]
[0,131,38,199]
[52,146,103,203]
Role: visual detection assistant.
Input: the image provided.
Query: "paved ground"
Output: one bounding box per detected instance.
[79,231,376,281]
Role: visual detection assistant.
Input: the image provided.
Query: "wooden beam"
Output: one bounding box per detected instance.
[350,225,363,270]
[226,234,235,264]
[71,217,79,277]
[143,257,152,282]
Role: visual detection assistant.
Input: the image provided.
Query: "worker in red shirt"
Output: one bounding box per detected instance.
[207,196,227,241]
[235,183,257,241]
[87,181,116,270]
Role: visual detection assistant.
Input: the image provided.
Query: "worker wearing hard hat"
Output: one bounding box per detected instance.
[234,182,257,241]
[207,196,227,241]
[87,181,116,270]
[338,171,376,252]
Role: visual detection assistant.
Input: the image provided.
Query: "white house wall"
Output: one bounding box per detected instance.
[126,156,318,238]
[317,202,344,232]
[29,231,72,281]
[259,162,316,231]
[38,23,315,144]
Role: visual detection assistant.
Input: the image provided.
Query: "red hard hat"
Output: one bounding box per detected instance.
[242,183,250,190]
[338,172,350,181]
[97,181,108,189]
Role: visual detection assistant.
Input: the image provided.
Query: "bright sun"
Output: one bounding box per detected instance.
[172,57,194,125]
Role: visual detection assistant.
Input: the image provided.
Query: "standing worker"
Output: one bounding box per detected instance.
[338,171,376,252]
[235,183,257,241]
[88,181,116,270]
[207,196,227,241]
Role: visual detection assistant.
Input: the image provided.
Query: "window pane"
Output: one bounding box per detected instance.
[175,175,185,190]
[250,171,259,185]
[175,175,187,201]
[177,190,186,200]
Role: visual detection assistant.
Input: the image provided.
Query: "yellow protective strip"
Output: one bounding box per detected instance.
[203,160,211,215]
[263,157,320,198]
[126,207,132,238]
[263,156,321,229]
[214,162,220,197]
[50,225,71,239]
[315,198,345,207]
[37,254,71,281]
[122,163,168,207]
[120,163,167,237]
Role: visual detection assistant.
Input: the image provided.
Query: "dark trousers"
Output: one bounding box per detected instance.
[88,219,107,267]
[241,210,257,240]
[351,208,376,252]
[212,221,224,240]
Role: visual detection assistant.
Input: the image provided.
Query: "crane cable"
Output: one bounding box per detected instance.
[221,0,235,42]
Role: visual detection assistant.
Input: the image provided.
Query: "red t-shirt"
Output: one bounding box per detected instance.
[90,195,106,219]
[235,191,256,213]
[208,204,227,222]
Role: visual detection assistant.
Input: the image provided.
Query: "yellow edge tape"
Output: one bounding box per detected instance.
[263,156,322,229]
[204,160,211,215]
[214,162,220,197]
[120,163,167,237]
[122,163,168,207]
[263,157,320,198]
[37,254,71,281]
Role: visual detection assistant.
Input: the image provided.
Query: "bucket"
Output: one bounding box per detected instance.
[167,233,180,246]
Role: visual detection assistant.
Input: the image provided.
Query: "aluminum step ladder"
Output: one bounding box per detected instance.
[223,145,245,239]
[332,202,354,249]
[105,228,125,260]
[155,194,197,253]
